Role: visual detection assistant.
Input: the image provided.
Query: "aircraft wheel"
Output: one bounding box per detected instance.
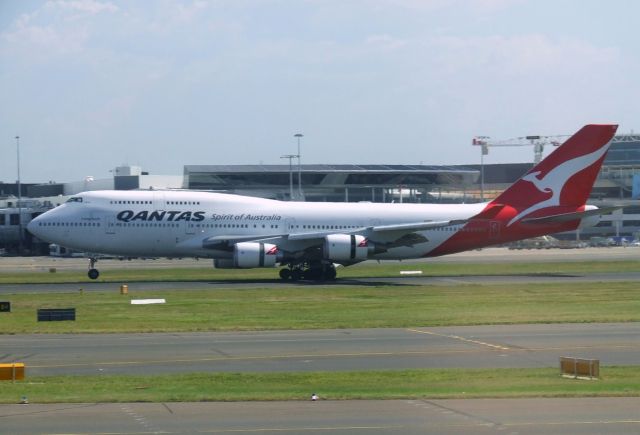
[290,269,302,281]
[88,268,100,280]
[305,268,320,281]
[279,268,291,280]
[325,267,337,280]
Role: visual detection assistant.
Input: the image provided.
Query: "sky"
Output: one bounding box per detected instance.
[1,0,639,183]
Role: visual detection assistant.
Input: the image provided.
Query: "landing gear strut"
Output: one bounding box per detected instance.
[279,263,337,282]
[88,257,99,280]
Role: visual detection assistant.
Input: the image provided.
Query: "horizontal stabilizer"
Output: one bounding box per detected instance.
[520,206,620,225]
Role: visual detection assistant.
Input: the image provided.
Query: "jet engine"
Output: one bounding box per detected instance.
[213,242,278,268]
[323,234,369,261]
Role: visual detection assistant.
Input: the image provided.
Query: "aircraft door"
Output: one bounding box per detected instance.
[285,218,297,232]
[105,216,116,235]
[153,192,166,211]
[185,221,196,235]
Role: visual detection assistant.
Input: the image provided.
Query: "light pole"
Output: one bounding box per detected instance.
[480,144,485,201]
[280,154,298,201]
[15,135,23,254]
[294,133,303,199]
[473,136,489,202]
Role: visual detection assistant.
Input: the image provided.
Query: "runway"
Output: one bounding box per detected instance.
[2,398,640,434]
[3,323,639,376]
[1,246,639,293]
[3,270,640,294]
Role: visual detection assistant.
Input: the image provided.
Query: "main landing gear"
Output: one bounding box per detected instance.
[88,257,99,280]
[279,263,337,282]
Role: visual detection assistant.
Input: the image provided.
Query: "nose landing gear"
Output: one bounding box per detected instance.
[88,257,99,280]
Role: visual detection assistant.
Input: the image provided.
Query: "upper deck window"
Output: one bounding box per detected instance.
[66,197,83,203]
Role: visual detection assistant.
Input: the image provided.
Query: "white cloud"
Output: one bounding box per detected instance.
[366,0,521,13]
[426,34,620,77]
[47,0,119,15]
[365,34,408,51]
[1,0,118,59]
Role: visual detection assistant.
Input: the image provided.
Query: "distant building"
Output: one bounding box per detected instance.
[184,164,479,203]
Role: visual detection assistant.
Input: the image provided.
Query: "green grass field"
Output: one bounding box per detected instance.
[2,367,639,403]
[1,281,639,333]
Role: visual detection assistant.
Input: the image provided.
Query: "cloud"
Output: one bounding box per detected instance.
[365,34,408,51]
[1,0,118,60]
[366,0,521,13]
[47,0,119,15]
[426,34,620,77]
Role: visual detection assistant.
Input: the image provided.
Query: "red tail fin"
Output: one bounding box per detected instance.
[488,124,617,226]
[428,124,618,257]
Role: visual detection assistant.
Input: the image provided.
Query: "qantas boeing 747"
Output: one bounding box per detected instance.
[28,124,618,281]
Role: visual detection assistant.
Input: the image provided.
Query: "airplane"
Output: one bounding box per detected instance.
[27,124,618,281]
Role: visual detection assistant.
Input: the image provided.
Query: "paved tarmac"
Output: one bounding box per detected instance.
[2,398,640,434]
[1,247,638,293]
[3,270,640,294]
[2,248,639,434]
[3,323,639,376]
[1,246,638,272]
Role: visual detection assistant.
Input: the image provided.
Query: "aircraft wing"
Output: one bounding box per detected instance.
[283,219,468,253]
[198,219,468,252]
[370,219,468,233]
[286,219,466,241]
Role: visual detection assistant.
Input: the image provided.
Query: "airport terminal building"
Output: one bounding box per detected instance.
[2,134,640,254]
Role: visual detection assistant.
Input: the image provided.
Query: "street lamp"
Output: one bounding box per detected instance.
[472,136,489,202]
[15,135,23,254]
[294,133,303,199]
[280,154,298,201]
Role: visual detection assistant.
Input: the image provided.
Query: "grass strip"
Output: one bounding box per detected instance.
[2,260,640,284]
[2,281,640,333]
[2,367,639,403]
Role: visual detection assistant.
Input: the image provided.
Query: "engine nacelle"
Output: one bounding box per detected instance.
[323,234,369,261]
[234,242,278,268]
[213,242,279,269]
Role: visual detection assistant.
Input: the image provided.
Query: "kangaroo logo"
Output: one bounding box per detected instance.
[507,143,610,226]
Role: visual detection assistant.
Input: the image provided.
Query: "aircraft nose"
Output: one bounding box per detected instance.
[27,215,42,237]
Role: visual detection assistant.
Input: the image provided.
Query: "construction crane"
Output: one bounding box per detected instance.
[611,133,640,143]
[473,132,639,162]
[471,130,638,200]
[472,134,568,164]
[471,133,568,201]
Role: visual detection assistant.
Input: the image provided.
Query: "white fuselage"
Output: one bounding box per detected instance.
[28,190,486,260]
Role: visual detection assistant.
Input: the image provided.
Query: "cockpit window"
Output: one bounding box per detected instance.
[67,197,83,203]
